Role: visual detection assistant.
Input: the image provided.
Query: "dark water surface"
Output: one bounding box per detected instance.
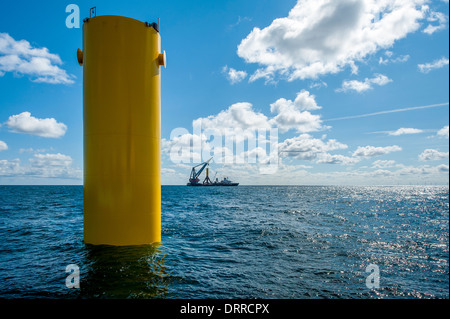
[0,185,448,299]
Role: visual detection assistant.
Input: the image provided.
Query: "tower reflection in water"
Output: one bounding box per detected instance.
[80,243,171,298]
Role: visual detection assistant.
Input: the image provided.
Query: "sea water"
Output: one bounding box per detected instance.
[0,185,448,298]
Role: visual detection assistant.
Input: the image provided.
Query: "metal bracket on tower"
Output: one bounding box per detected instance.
[145,18,160,32]
[83,7,97,23]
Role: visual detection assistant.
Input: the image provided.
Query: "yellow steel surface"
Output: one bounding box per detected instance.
[80,15,164,245]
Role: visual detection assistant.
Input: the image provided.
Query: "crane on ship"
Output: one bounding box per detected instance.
[186,157,239,186]
[187,157,213,186]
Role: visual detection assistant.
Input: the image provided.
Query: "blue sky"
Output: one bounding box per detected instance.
[0,0,449,185]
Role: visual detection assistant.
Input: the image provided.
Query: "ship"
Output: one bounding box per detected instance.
[186,157,239,186]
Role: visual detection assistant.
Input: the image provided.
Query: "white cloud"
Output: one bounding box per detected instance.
[269,90,324,133]
[18,147,51,154]
[0,33,74,84]
[378,57,388,65]
[337,79,371,93]
[0,140,7,151]
[279,133,348,161]
[228,16,252,30]
[162,133,206,163]
[418,149,449,161]
[161,168,176,174]
[222,65,248,84]
[395,164,433,175]
[0,159,21,176]
[168,90,326,156]
[437,125,449,138]
[422,10,448,34]
[29,153,72,167]
[237,0,427,82]
[165,97,328,166]
[270,109,324,133]
[316,153,360,165]
[336,74,392,93]
[387,127,424,136]
[5,112,67,138]
[418,57,449,73]
[271,89,322,112]
[194,102,271,133]
[353,145,402,157]
[309,80,328,89]
[164,95,347,167]
[367,164,448,179]
[370,74,393,86]
[19,147,34,154]
[164,103,273,164]
[379,52,410,65]
[372,159,396,168]
[0,153,81,179]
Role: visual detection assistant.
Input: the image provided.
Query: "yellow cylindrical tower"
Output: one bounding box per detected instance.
[78,15,166,245]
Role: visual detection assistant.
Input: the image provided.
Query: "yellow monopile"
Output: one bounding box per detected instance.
[78,15,165,245]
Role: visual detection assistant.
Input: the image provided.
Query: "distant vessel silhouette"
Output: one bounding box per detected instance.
[186,158,239,186]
